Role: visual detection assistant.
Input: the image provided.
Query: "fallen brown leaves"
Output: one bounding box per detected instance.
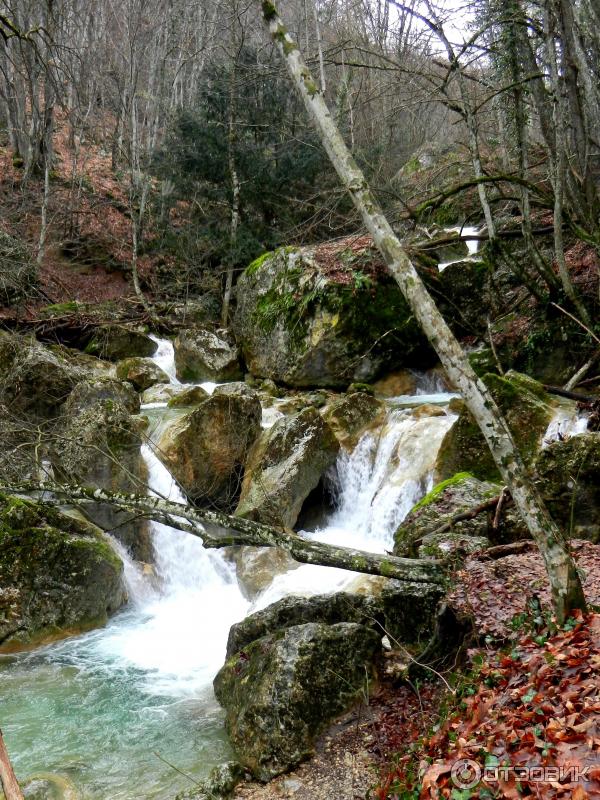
[449,541,600,640]
[373,612,600,800]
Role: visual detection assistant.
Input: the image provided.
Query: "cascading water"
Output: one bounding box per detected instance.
[438,225,482,271]
[0,337,457,799]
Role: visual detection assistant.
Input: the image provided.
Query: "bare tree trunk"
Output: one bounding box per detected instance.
[0,730,24,800]
[0,482,444,585]
[256,0,586,623]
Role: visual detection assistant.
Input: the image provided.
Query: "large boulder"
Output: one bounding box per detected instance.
[173,328,242,382]
[394,473,526,558]
[226,583,443,659]
[236,407,339,529]
[0,404,37,483]
[535,433,600,542]
[233,241,433,388]
[231,545,298,601]
[0,495,125,650]
[51,379,150,561]
[435,371,555,482]
[0,332,83,418]
[82,325,158,361]
[115,357,169,392]
[157,383,262,508]
[214,622,380,780]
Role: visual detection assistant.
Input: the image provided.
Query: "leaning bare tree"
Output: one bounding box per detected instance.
[256,0,586,623]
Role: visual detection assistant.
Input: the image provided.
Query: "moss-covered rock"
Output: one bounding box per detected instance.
[323,392,384,449]
[51,382,150,561]
[435,371,555,481]
[0,404,38,483]
[535,433,600,542]
[82,325,158,361]
[173,328,242,382]
[214,622,380,780]
[233,242,434,388]
[394,473,526,557]
[236,407,339,529]
[167,385,209,408]
[0,331,84,418]
[116,357,169,392]
[437,258,490,334]
[157,384,262,508]
[0,495,125,649]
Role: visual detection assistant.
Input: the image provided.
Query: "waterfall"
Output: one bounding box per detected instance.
[1,336,458,799]
[438,225,482,271]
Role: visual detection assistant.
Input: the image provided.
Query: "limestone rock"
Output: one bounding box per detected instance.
[233,243,433,388]
[116,357,169,392]
[323,392,384,449]
[535,433,600,542]
[232,546,299,600]
[167,385,209,408]
[435,371,555,482]
[394,473,526,557]
[51,381,150,561]
[236,407,339,529]
[157,386,262,508]
[0,496,125,649]
[214,622,380,780]
[82,325,158,361]
[0,331,83,418]
[174,328,242,382]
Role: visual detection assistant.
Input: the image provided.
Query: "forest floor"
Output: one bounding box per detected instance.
[234,543,600,800]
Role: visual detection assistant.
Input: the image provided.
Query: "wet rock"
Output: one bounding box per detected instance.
[157,386,261,508]
[535,433,600,542]
[51,382,151,561]
[141,383,180,405]
[323,392,384,449]
[21,772,80,800]
[214,622,380,780]
[81,325,158,361]
[175,761,245,800]
[0,496,125,650]
[236,407,339,529]
[373,370,418,397]
[435,371,555,482]
[394,473,526,557]
[234,244,433,389]
[232,546,299,600]
[0,331,83,418]
[167,385,209,408]
[411,403,447,419]
[115,357,170,392]
[226,582,443,660]
[174,328,242,382]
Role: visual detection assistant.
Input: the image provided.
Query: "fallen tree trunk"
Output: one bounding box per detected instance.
[0,482,445,585]
[0,729,24,800]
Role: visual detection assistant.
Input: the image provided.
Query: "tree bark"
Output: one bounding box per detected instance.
[257,0,586,623]
[1,483,444,585]
[0,730,24,800]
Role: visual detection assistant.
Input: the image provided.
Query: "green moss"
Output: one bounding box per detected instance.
[412,473,474,512]
[261,0,278,21]
[40,301,82,317]
[246,251,274,277]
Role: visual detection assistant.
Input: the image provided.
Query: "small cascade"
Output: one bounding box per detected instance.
[438,225,482,271]
[253,403,456,609]
[149,334,180,384]
[543,405,589,447]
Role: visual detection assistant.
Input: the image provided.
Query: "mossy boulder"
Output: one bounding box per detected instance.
[173,328,242,382]
[116,357,169,392]
[0,332,83,418]
[535,433,600,542]
[157,384,262,508]
[51,382,150,561]
[0,496,125,650]
[167,385,209,408]
[214,622,380,780]
[236,407,339,529]
[0,404,38,483]
[435,371,555,482]
[323,392,384,449]
[82,325,158,361]
[234,242,434,388]
[394,473,526,557]
[226,583,443,660]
